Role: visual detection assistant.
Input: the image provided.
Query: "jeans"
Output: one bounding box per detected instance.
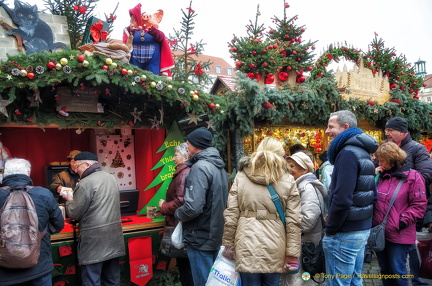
[239,272,281,286]
[81,257,120,286]
[322,229,369,286]
[375,241,410,286]
[408,244,429,286]
[187,246,218,286]
[13,273,52,286]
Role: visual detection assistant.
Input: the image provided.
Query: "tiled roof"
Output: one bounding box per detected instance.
[217,75,236,92]
[172,50,233,76]
[424,74,432,88]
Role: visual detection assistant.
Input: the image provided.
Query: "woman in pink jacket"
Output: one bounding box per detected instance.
[373,142,428,286]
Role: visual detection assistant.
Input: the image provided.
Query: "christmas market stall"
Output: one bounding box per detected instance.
[0,1,225,285]
[210,2,431,170]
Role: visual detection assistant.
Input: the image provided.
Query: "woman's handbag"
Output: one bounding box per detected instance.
[301,184,326,283]
[367,178,404,252]
[159,223,187,258]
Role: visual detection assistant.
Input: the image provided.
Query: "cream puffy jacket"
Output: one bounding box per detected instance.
[222,158,302,273]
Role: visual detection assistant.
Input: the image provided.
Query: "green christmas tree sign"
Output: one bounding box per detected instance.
[139,121,184,214]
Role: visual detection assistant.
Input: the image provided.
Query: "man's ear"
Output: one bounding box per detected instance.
[344,123,350,130]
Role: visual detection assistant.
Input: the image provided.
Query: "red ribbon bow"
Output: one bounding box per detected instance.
[90,20,108,44]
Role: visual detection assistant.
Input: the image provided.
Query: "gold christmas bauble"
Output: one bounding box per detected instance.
[19,69,27,77]
[111,62,118,68]
[55,63,62,70]
[105,58,113,65]
[167,85,173,90]
[150,82,157,88]
[127,70,133,76]
[140,75,147,81]
[192,94,199,101]
[60,58,68,65]
[82,60,89,67]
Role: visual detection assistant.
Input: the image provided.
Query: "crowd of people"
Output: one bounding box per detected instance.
[1,112,431,286]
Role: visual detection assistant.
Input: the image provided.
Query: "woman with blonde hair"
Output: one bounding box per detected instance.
[373,141,427,286]
[222,137,302,286]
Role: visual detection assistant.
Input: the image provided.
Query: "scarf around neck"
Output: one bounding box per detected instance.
[328,127,363,164]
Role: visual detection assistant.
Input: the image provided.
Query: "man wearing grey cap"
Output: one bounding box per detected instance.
[384,116,432,286]
[62,151,125,286]
[175,127,228,286]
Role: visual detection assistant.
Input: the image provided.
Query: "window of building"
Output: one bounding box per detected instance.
[215,66,221,74]
[226,68,232,75]
[192,76,199,83]
[427,97,431,102]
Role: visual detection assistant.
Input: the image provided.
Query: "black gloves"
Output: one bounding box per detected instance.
[399,221,408,230]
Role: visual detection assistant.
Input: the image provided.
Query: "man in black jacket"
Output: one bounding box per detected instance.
[175,127,228,286]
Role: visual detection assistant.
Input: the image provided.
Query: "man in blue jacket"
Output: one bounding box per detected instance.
[0,158,64,286]
[323,110,378,286]
[175,127,228,286]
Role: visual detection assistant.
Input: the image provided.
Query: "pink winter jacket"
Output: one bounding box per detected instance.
[372,165,428,244]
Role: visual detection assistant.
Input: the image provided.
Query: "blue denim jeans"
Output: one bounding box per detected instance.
[187,246,218,286]
[375,241,411,286]
[239,272,281,286]
[14,273,52,286]
[322,229,369,286]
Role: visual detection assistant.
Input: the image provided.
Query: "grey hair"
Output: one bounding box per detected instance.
[330,110,358,128]
[4,158,31,177]
[175,142,189,158]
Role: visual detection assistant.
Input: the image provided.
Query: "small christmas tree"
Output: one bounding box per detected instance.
[364,34,424,98]
[228,1,317,85]
[168,0,212,89]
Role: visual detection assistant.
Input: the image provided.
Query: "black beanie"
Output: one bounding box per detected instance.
[385,117,408,133]
[187,127,213,150]
[74,151,98,161]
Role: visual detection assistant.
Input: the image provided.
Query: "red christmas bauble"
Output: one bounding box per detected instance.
[262,102,272,109]
[278,72,289,81]
[209,103,216,109]
[296,75,306,84]
[121,68,128,75]
[265,74,275,84]
[47,62,56,69]
[77,55,85,62]
[27,72,35,80]
[235,61,242,69]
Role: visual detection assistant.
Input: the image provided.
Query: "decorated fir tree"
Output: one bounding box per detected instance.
[168,0,212,89]
[228,1,317,85]
[363,34,424,98]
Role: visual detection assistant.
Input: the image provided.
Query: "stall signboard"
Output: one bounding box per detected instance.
[56,87,104,113]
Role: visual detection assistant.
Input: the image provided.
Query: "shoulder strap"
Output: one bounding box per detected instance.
[382,178,405,225]
[266,184,286,229]
[307,182,326,230]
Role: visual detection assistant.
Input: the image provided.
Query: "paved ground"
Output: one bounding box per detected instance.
[318,252,432,286]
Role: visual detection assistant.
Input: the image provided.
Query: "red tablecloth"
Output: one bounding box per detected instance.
[60,215,154,233]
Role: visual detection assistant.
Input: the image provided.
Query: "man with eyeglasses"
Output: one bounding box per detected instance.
[384,116,432,286]
[49,150,81,204]
[62,151,125,286]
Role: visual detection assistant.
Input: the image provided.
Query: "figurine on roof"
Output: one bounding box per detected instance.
[123,4,174,76]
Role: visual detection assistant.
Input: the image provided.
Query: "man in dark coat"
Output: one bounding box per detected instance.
[48,150,81,204]
[384,116,432,286]
[175,127,228,286]
[0,158,64,286]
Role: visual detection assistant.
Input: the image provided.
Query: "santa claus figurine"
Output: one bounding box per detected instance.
[123,4,174,77]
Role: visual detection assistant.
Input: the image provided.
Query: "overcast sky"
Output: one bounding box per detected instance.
[23,0,432,73]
